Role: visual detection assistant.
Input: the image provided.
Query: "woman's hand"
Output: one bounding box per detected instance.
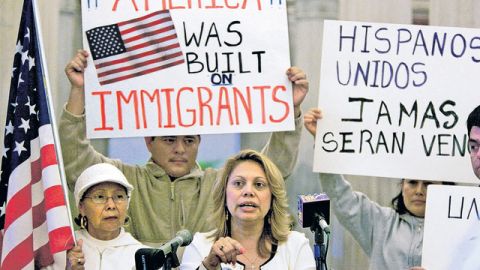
[66,239,85,270]
[304,108,323,137]
[202,237,245,270]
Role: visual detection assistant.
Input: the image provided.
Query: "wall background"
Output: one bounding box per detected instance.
[1,0,479,269]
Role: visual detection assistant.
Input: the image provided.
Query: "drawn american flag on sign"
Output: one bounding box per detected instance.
[0,0,75,268]
[86,10,185,85]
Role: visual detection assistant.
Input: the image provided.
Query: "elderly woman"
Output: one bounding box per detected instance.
[180,150,315,270]
[67,163,148,270]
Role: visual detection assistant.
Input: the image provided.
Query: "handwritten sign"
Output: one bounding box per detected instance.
[81,0,293,138]
[314,20,480,183]
[422,185,480,269]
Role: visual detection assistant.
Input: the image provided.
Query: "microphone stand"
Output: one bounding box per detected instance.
[162,242,181,270]
[310,213,327,270]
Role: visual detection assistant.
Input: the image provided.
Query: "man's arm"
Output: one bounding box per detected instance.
[65,49,87,115]
[261,67,308,178]
[60,50,122,190]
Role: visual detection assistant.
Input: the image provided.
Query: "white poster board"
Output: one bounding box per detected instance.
[314,20,480,183]
[422,185,480,269]
[81,0,293,138]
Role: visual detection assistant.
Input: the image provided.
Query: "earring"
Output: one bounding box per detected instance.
[124,215,130,226]
[81,216,88,230]
[224,210,230,236]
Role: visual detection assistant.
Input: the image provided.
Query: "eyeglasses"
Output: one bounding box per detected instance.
[83,194,129,204]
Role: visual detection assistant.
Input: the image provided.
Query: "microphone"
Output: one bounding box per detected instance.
[135,229,193,270]
[316,213,331,234]
[297,193,330,233]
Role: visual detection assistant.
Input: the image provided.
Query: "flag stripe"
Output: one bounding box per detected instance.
[44,185,67,211]
[125,32,177,52]
[1,234,34,270]
[95,42,181,69]
[47,213,74,253]
[98,52,184,82]
[31,180,44,211]
[31,154,42,184]
[120,16,173,36]
[33,220,48,251]
[122,24,175,43]
[5,157,31,196]
[32,207,47,239]
[38,124,55,146]
[94,34,180,70]
[100,59,185,85]
[42,165,62,190]
[34,241,54,266]
[49,227,75,253]
[4,183,31,230]
[2,208,33,259]
[98,51,184,77]
[40,144,57,169]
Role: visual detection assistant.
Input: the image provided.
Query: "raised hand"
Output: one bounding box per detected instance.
[286,67,309,117]
[303,108,323,137]
[64,49,89,115]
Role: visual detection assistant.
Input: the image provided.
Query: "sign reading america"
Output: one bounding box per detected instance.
[81,0,293,138]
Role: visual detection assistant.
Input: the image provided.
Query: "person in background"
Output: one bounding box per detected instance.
[467,105,480,180]
[303,107,456,270]
[60,49,309,247]
[66,163,148,270]
[180,149,315,270]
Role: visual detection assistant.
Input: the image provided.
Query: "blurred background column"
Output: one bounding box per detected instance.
[430,0,480,27]
[339,0,412,23]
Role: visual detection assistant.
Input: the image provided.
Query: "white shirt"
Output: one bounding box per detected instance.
[76,228,148,270]
[180,230,316,270]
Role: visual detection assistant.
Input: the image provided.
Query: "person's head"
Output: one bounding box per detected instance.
[467,105,480,179]
[391,179,454,217]
[144,135,200,179]
[210,150,292,257]
[74,163,133,240]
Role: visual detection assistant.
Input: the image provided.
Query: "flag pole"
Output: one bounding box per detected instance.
[32,0,77,243]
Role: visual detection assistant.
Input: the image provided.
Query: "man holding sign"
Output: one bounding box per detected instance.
[59,49,308,248]
[467,105,480,180]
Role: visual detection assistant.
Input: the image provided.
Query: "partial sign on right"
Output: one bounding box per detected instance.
[422,185,480,269]
[314,20,480,184]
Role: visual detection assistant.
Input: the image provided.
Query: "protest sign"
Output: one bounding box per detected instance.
[422,185,480,269]
[314,20,480,183]
[81,0,293,138]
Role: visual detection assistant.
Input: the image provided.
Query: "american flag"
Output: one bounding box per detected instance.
[86,9,185,85]
[0,0,75,269]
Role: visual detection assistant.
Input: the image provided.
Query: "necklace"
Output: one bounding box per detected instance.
[241,253,260,270]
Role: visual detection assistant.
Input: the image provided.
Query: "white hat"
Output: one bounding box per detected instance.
[74,163,134,207]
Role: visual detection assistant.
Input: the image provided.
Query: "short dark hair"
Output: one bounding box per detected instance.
[151,135,201,141]
[467,105,480,136]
